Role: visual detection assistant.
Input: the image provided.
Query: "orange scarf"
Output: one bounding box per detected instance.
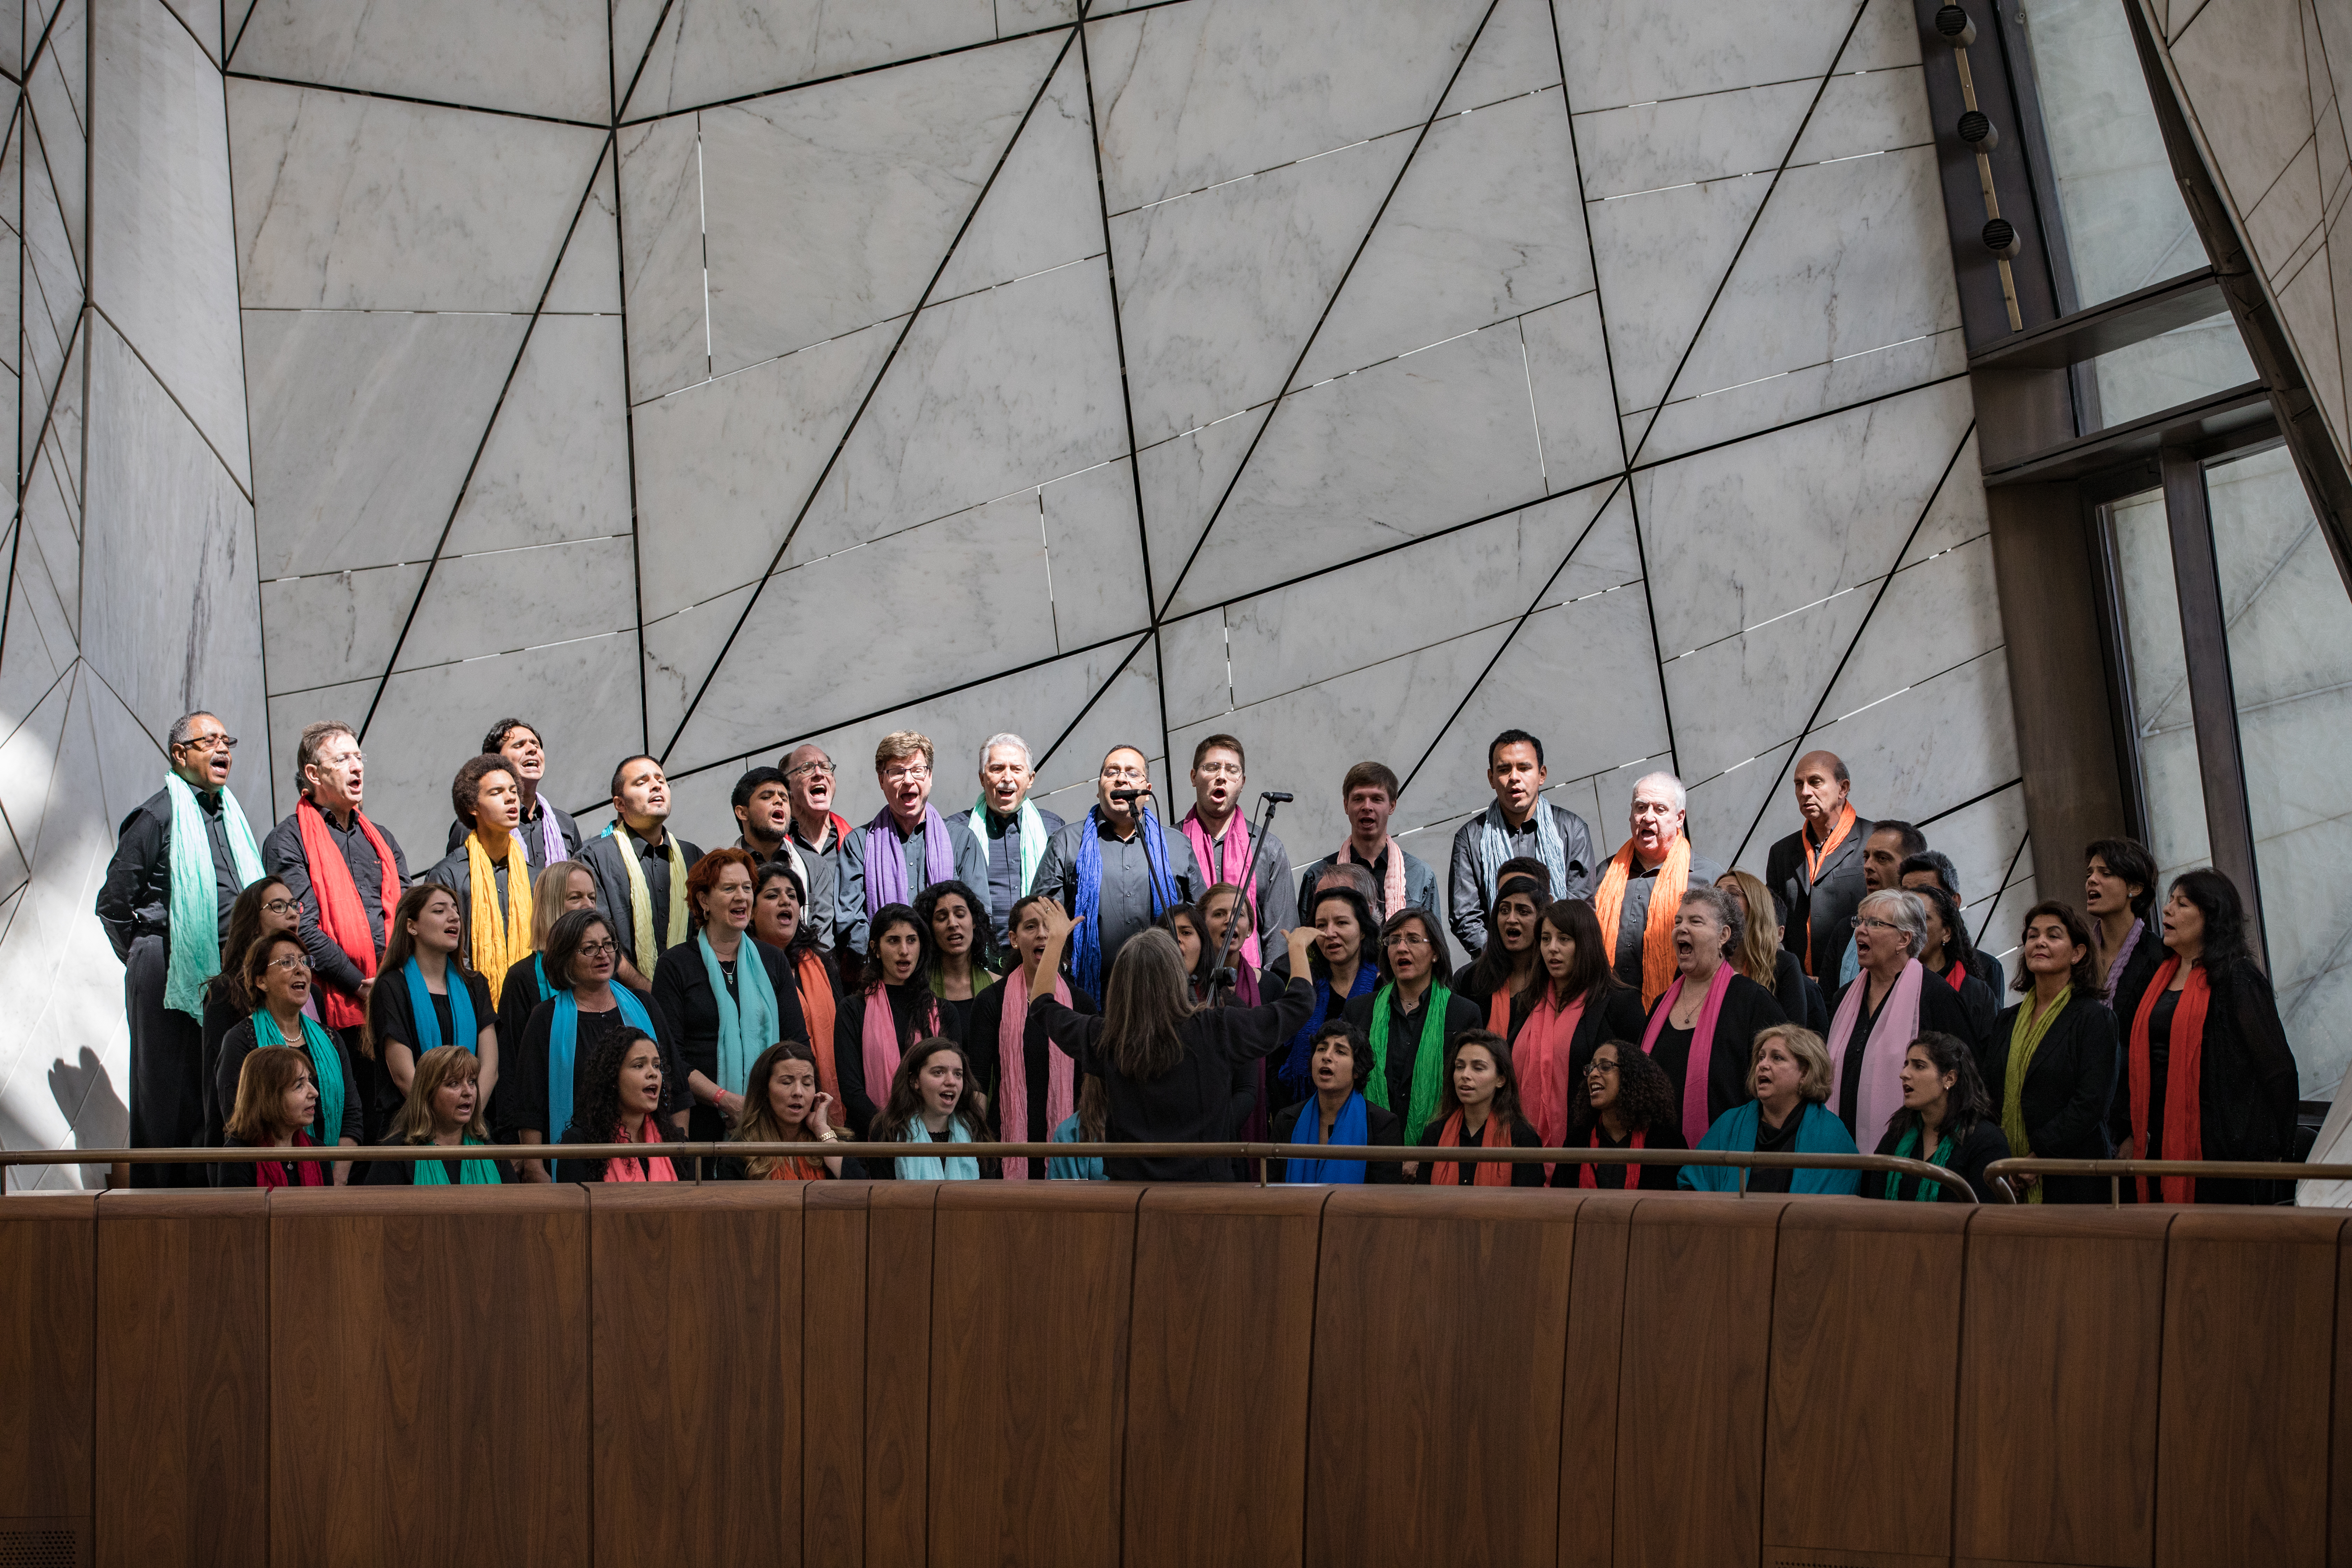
[1800,803,1857,973]
[2128,957,2210,1203]
[1432,1110,1513,1187]
[1591,834,1690,1009]
[794,949,839,1105]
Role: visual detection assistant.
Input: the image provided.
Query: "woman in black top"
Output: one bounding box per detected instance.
[722,1042,845,1181]
[836,903,960,1135]
[492,859,602,1126]
[966,892,1099,1178]
[218,1046,327,1189]
[651,849,804,1154]
[1910,882,1997,1053]
[1717,870,1827,1034]
[361,884,498,1146]
[1341,906,1485,1145]
[1460,863,1548,1044]
[1868,1030,2009,1202]
[918,880,1000,1039]
[510,908,679,1179]
[555,1029,678,1183]
[200,878,302,1143]
[1027,904,1318,1182]
[1269,1020,1405,1184]
[1412,1028,1545,1187]
[1983,900,2119,1204]
[1556,1039,1686,1190]
[213,932,362,1181]
[364,1043,506,1185]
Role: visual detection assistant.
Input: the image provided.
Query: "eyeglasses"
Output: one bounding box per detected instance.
[1385,932,1432,948]
[786,760,835,778]
[1101,766,1148,784]
[261,897,298,915]
[175,734,238,753]
[881,764,931,783]
[266,954,313,974]
[576,939,618,959]
[1857,917,1900,933]
[1585,1059,1621,1076]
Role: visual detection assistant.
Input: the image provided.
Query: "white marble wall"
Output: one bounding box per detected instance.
[2,0,2040,1174]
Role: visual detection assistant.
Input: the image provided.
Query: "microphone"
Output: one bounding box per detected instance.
[1110,787,1150,804]
[1261,791,1294,803]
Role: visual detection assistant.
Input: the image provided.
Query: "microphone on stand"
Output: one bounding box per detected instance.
[1110,787,1151,804]
[1261,791,1295,804]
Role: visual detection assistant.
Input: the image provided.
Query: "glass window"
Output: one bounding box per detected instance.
[2087,312,2258,429]
[2106,485,2211,887]
[2206,445,2352,1097]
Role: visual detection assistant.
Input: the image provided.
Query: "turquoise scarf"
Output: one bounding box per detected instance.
[410,1134,500,1185]
[1884,1125,1957,1202]
[402,958,478,1056]
[254,1007,348,1146]
[163,773,265,1016]
[896,1116,980,1181]
[696,930,778,1098]
[548,987,657,1141]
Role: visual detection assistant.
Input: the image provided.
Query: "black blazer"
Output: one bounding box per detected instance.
[1770,947,1831,1035]
[1765,816,1873,981]
[1868,1118,2010,1202]
[2107,957,2301,1203]
[1268,1097,1406,1183]
[1559,982,1661,1086]
[1982,995,2118,1204]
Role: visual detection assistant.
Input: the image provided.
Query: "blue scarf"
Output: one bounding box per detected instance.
[1287,1091,1370,1185]
[1279,963,1378,1093]
[895,1115,980,1181]
[163,773,265,1016]
[695,930,778,1098]
[1071,804,1178,999]
[548,986,657,1142]
[402,958,478,1057]
[409,1134,501,1185]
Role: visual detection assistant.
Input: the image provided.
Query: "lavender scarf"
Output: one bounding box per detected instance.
[863,802,956,916]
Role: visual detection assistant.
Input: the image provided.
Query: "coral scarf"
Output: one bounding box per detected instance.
[1592,834,1690,1008]
[1338,837,1408,922]
[294,797,399,1029]
[794,950,839,1105]
[1578,1128,1645,1189]
[1829,958,1925,1156]
[605,1115,677,1182]
[2129,958,2210,1203]
[995,961,1072,1181]
[1639,961,1734,1147]
[1517,990,1587,1148]
[1799,803,1858,973]
[860,985,940,1113]
[162,774,265,1016]
[861,803,955,915]
[1180,809,1261,968]
[463,830,533,1002]
[1431,1110,1512,1187]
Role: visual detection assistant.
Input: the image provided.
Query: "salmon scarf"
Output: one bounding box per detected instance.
[463,830,534,1002]
[794,949,839,1105]
[294,797,400,1029]
[1431,1109,1513,1186]
[995,962,1072,1181]
[1338,837,1408,922]
[1180,809,1261,968]
[1516,990,1587,1148]
[2128,958,2210,1203]
[1591,834,1690,1008]
[605,1115,677,1182]
[1799,803,1858,973]
[861,984,940,1112]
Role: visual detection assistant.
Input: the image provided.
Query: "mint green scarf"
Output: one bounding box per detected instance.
[968,795,1046,898]
[164,772,265,1016]
[410,1134,500,1185]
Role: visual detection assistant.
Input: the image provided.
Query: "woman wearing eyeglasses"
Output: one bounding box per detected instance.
[1556,1040,1685,1190]
[1342,906,1483,1148]
[508,907,680,1180]
[200,878,304,1143]
[211,931,361,1181]
[1826,889,1976,1155]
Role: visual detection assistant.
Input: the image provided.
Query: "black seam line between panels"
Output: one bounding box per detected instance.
[1620,450,1681,781]
[659,628,1147,788]
[1547,0,1634,478]
[1622,0,1877,471]
[1915,774,2020,834]
[152,0,212,71]
[92,303,254,504]
[654,28,1078,766]
[610,0,656,754]
[1625,368,1972,479]
[616,0,683,124]
[223,70,613,131]
[1727,419,1976,867]
[1073,0,1167,797]
[1976,830,2032,947]
[355,134,615,743]
[614,11,1092,129]
[0,304,85,682]
[226,0,258,70]
[1152,0,1503,623]
[1395,472,1631,803]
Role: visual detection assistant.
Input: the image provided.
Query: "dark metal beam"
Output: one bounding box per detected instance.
[1968,267,2227,372]
[1980,382,2272,485]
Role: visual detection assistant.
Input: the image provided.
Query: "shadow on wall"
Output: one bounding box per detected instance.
[0,1049,124,1192]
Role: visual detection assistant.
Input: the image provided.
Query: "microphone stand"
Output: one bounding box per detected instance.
[1206,791,1284,1008]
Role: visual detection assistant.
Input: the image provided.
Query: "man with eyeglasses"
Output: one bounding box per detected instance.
[779,744,849,951]
[98,709,270,1185]
[1033,746,1202,996]
[835,731,987,957]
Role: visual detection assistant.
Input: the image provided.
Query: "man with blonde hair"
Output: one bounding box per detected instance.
[836,729,986,955]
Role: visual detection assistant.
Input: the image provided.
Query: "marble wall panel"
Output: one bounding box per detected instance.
[613,112,708,401]
[91,0,251,491]
[1293,87,1592,389]
[1087,0,1489,212]
[1815,534,2008,719]
[696,34,1062,384]
[27,0,82,278]
[1562,0,1920,110]
[1686,739,1802,878]
[1660,580,1878,786]
[233,0,610,122]
[1800,648,2022,832]
[395,536,640,675]
[154,0,213,59]
[1439,0,1564,114]
[0,0,21,75]
[1632,333,1968,470]
[932,45,1100,300]
[622,0,999,121]
[2277,245,2349,438]
[638,581,753,752]
[1520,294,1636,493]
[998,0,1077,33]
[18,332,81,644]
[542,144,622,315]
[1040,458,1152,652]
[21,100,81,460]
[229,79,606,310]
[1133,406,1258,614]
[244,309,531,578]
[1571,80,1818,203]
[1913,779,2031,911]
[610,0,665,110]
[2169,0,2314,226]
[1156,610,1232,735]
[1168,324,1549,616]
[0,660,72,883]
[1586,175,1774,418]
[258,562,430,695]
[444,315,632,556]
[1966,869,2041,964]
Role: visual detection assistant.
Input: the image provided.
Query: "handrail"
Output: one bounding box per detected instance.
[0,1142,1975,1201]
[1982,1154,2333,1205]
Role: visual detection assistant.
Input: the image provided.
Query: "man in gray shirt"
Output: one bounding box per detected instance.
[1032,745,1202,987]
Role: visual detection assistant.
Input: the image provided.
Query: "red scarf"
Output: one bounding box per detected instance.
[1799,804,1857,974]
[294,797,400,1029]
[796,948,839,1106]
[1578,1127,1646,1189]
[1431,1110,1512,1187]
[1516,991,1586,1148]
[254,1129,326,1189]
[1940,961,1967,991]
[606,1115,678,1182]
[2128,957,2210,1203]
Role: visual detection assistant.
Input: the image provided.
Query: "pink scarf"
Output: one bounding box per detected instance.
[861,985,939,1114]
[1639,961,1735,1147]
[995,964,1073,1181]
[1338,837,1407,922]
[1180,809,1261,968]
[606,1115,677,1182]
[1828,958,1926,1155]
[1516,993,1586,1148]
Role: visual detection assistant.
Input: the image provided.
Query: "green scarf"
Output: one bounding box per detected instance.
[410,1134,500,1185]
[2001,986,2070,1205]
[969,796,1047,899]
[164,773,265,1016]
[1883,1125,1956,1202]
[254,1007,348,1146]
[604,822,687,968]
[1366,981,1451,1144]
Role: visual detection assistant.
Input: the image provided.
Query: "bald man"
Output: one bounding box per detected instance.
[1764,751,1875,981]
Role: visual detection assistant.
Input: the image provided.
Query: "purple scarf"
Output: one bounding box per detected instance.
[530,791,565,867]
[863,802,956,916]
[2103,917,2144,1001]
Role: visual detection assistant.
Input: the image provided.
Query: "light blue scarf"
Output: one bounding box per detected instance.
[254,1007,348,1146]
[896,1115,980,1181]
[548,986,657,1141]
[402,957,477,1057]
[163,772,265,1016]
[1475,799,1568,913]
[695,929,778,1098]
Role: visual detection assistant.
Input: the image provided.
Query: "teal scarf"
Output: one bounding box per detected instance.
[164,773,265,1016]
[695,930,778,1098]
[410,1134,500,1185]
[548,987,657,1141]
[896,1116,980,1181]
[402,958,477,1056]
[254,1007,348,1146]
[1884,1125,1956,1202]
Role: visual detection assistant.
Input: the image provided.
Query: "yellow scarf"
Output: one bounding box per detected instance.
[2002,986,2069,1205]
[465,830,534,1002]
[612,825,688,970]
[1591,834,1689,1009]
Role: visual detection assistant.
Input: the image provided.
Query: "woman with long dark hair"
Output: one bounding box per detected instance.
[1867,1031,2009,1202]
[508,907,674,1180]
[1273,883,1381,1114]
[918,879,1000,1038]
[1269,1020,1405,1184]
[752,861,842,1104]
[1516,898,1647,1148]
[1411,1029,1544,1186]
[1342,906,1483,1149]
[1027,903,1318,1181]
[1557,1039,1686,1190]
[2112,868,2300,1203]
[861,1039,993,1180]
[1982,900,2119,1204]
[362,883,498,1145]
[835,903,957,1135]
[966,891,1099,1180]
[723,1041,844,1181]
[556,1029,675,1183]
[365,1044,504,1185]
[651,848,804,1158]
[1461,866,1547,1042]
[1198,883,1259,1002]
[1908,881,1997,1052]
